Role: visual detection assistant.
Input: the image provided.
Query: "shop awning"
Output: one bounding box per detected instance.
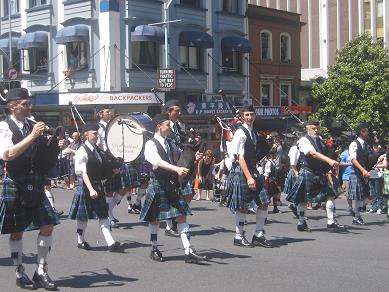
[17,31,48,49]
[221,36,252,53]
[55,24,89,44]
[178,31,214,48]
[0,37,19,54]
[131,25,165,43]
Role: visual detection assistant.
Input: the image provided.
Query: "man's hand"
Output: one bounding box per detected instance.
[247,177,256,191]
[195,151,203,161]
[30,122,45,139]
[329,160,339,168]
[176,167,189,177]
[89,189,98,199]
[58,138,66,149]
[362,170,370,178]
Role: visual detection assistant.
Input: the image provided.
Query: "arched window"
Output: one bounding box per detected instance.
[280,33,291,63]
[260,30,272,60]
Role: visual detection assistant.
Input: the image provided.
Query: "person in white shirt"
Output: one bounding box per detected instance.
[139,113,207,263]
[284,138,301,217]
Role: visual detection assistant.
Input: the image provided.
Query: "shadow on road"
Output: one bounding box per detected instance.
[270,236,316,246]
[0,252,36,266]
[190,207,217,212]
[56,268,137,288]
[191,226,234,237]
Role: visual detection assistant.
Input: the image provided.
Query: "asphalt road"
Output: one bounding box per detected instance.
[0,188,388,292]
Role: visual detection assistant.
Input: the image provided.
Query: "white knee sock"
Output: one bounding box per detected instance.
[326,200,335,224]
[353,200,361,218]
[45,190,54,208]
[149,223,159,248]
[106,196,115,221]
[37,235,52,275]
[99,218,115,246]
[126,194,132,206]
[76,220,88,244]
[114,193,124,205]
[297,203,306,225]
[9,239,23,267]
[255,209,268,237]
[136,191,143,205]
[166,220,173,231]
[177,222,191,255]
[235,211,246,239]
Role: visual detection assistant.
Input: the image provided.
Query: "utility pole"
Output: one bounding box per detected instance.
[8,0,12,67]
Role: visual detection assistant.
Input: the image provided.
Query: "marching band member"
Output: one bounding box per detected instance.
[140,113,207,263]
[0,88,65,290]
[227,105,275,248]
[284,137,301,217]
[68,123,121,252]
[287,119,344,232]
[347,122,372,225]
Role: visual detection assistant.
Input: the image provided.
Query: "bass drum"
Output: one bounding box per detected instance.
[105,112,153,162]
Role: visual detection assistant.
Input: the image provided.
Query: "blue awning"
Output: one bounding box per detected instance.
[0,37,19,53]
[55,24,89,44]
[17,31,48,49]
[221,36,252,53]
[179,31,214,48]
[131,25,165,43]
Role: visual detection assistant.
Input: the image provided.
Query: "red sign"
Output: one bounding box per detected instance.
[281,106,312,115]
[7,67,19,80]
[157,69,176,91]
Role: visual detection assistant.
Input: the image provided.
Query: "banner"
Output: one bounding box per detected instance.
[254,107,282,117]
[184,101,234,115]
[59,92,165,105]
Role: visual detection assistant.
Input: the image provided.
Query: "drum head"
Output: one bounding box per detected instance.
[105,114,151,162]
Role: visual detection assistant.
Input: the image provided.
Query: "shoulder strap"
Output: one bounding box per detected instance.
[151,138,170,163]
[239,126,255,145]
[6,118,24,144]
[98,122,106,131]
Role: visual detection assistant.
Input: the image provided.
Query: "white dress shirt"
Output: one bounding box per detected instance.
[230,123,254,156]
[144,134,181,170]
[297,136,316,155]
[0,116,28,160]
[288,145,300,166]
[264,160,274,177]
[74,140,96,175]
[349,137,366,161]
[98,120,108,151]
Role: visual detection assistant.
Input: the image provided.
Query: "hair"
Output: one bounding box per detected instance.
[204,149,213,158]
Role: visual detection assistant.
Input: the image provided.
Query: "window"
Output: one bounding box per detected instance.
[376,0,383,39]
[66,42,88,71]
[180,0,200,8]
[223,0,239,14]
[260,31,272,60]
[180,46,202,71]
[280,83,291,106]
[364,0,371,33]
[132,41,159,68]
[30,0,47,8]
[3,0,19,16]
[260,82,272,106]
[222,51,242,73]
[23,48,48,73]
[2,50,21,74]
[280,33,291,63]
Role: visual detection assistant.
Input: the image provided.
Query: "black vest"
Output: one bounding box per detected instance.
[240,126,258,172]
[150,138,178,184]
[5,119,34,177]
[83,144,105,181]
[299,135,331,174]
[353,139,371,173]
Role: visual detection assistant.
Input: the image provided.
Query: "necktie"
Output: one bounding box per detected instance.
[174,122,180,143]
[22,122,30,137]
[164,139,173,162]
[251,130,256,144]
[93,148,102,163]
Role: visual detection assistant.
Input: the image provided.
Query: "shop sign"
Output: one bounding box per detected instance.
[59,92,165,105]
[281,106,312,115]
[184,101,234,115]
[254,107,282,117]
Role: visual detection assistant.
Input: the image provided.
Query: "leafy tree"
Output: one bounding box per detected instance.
[312,34,389,141]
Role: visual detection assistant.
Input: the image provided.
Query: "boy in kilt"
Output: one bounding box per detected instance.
[140,113,207,263]
[0,88,65,290]
[284,137,301,218]
[347,122,373,225]
[227,105,275,248]
[68,123,121,252]
[287,119,344,232]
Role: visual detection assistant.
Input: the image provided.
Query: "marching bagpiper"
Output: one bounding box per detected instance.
[140,113,207,263]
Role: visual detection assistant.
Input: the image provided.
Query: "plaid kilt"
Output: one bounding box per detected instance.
[0,176,59,234]
[347,172,369,201]
[181,179,194,198]
[384,170,389,195]
[219,174,229,191]
[105,163,139,193]
[226,165,270,210]
[68,158,75,176]
[284,169,296,195]
[139,178,192,222]
[287,168,337,204]
[368,178,383,197]
[68,177,109,221]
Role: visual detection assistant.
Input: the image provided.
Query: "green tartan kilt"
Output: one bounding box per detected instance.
[383,170,389,195]
[0,176,59,234]
[68,177,109,221]
[226,165,270,210]
[105,163,139,193]
[288,168,338,204]
[347,171,370,201]
[139,178,192,222]
[181,179,195,198]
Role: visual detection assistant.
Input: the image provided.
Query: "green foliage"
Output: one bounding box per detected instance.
[312,34,389,141]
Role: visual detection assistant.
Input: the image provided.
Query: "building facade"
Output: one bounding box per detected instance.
[0,0,252,131]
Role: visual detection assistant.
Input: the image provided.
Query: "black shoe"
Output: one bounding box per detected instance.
[132,203,142,214]
[150,248,164,262]
[352,217,366,225]
[112,218,119,223]
[77,241,92,250]
[288,204,298,217]
[327,221,346,232]
[252,234,274,248]
[164,229,180,238]
[15,266,37,290]
[272,207,280,214]
[32,271,57,291]
[233,236,254,248]
[297,221,311,232]
[185,248,208,264]
[53,208,64,217]
[108,241,121,252]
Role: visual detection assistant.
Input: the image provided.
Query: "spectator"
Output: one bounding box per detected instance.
[195,150,214,201]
